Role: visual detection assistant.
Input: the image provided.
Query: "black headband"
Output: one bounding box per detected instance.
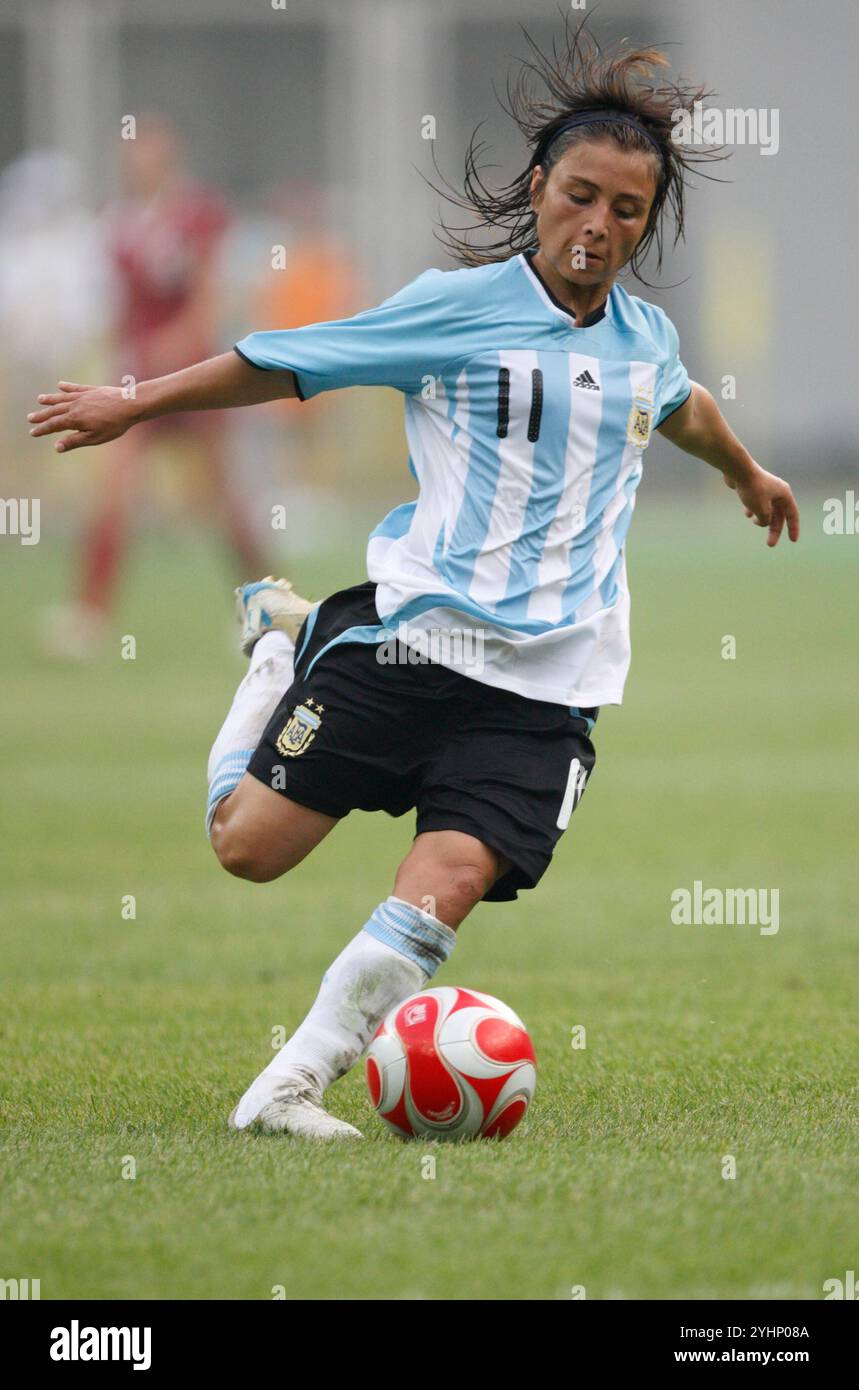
[531,109,666,171]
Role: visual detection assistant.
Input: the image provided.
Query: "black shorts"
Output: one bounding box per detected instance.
[247,582,598,903]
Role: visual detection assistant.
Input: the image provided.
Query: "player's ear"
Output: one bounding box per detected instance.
[529,164,546,213]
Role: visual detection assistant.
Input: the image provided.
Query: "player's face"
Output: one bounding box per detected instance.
[124,126,180,197]
[530,138,659,290]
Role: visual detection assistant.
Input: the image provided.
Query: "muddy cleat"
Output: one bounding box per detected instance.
[234,576,314,656]
[228,1079,364,1141]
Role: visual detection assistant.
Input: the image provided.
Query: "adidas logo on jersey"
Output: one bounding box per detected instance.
[572,370,600,391]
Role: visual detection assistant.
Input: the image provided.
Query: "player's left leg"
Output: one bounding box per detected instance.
[229,830,510,1139]
[392,829,513,928]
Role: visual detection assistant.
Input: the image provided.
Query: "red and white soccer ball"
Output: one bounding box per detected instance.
[366,986,537,1141]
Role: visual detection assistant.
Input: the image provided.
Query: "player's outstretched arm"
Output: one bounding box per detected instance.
[657,381,800,548]
[28,351,299,453]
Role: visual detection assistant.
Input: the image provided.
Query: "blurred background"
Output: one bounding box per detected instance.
[0,0,854,641]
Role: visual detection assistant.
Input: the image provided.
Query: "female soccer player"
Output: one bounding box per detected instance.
[29,26,799,1139]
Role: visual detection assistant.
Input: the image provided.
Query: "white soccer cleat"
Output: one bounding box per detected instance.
[234,576,314,656]
[228,1077,364,1141]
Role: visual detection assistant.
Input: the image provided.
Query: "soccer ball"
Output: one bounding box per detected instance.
[365,986,537,1141]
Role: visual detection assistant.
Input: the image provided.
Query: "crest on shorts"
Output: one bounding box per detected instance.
[626,387,655,449]
[276,699,322,758]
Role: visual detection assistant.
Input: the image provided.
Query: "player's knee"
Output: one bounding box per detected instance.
[451,861,495,906]
[429,860,496,921]
[211,822,281,883]
[396,833,507,925]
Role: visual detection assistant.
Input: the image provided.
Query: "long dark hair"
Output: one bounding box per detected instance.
[424,12,728,284]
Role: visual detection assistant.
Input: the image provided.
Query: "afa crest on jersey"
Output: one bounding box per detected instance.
[276,700,322,757]
[626,387,655,449]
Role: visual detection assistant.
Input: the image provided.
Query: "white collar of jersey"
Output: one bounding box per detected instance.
[519,248,610,330]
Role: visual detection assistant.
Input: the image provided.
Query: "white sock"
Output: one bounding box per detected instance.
[206,629,294,836]
[232,896,457,1127]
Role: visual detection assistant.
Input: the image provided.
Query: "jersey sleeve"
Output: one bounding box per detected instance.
[655,313,692,426]
[233,268,466,400]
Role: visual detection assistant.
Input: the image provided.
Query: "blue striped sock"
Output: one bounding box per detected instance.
[206,748,255,837]
[363,895,456,978]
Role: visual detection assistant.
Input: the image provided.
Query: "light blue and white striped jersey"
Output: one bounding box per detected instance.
[234,248,691,706]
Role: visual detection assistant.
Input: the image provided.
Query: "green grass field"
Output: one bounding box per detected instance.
[1,488,857,1300]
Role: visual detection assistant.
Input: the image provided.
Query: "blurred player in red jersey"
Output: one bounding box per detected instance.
[44,112,265,656]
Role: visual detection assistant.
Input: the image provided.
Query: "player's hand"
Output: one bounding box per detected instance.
[724,463,800,547]
[28,382,139,453]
